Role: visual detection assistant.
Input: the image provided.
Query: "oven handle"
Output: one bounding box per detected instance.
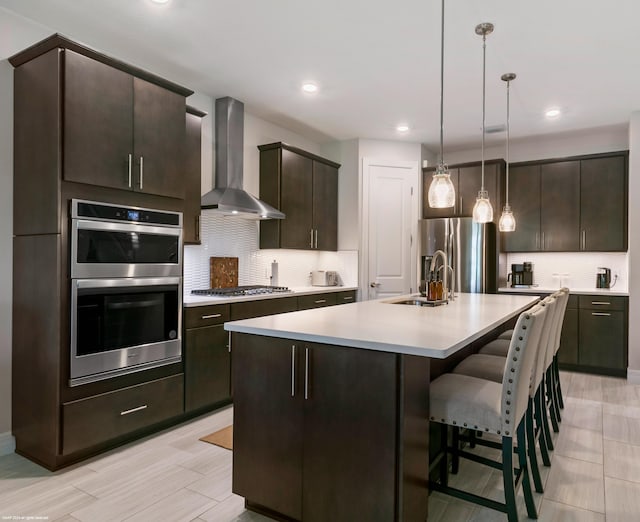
[75,277,182,290]
[74,219,182,237]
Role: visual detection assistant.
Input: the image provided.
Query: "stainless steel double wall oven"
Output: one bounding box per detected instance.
[69,199,183,386]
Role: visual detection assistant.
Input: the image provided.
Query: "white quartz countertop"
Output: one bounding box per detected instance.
[224,293,539,358]
[498,286,629,297]
[184,286,358,307]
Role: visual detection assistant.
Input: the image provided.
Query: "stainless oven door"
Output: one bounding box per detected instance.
[71,219,182,279]
[70,277,182,386]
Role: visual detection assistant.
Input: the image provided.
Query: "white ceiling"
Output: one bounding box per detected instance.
[1,0,639,151]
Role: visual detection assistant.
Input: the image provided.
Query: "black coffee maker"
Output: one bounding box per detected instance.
[596,267,611,289]
[508,262,533,287]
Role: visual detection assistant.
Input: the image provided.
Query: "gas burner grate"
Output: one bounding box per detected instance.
[191,285,291,297]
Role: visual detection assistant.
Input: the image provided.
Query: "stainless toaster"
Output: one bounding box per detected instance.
[311,270,338,286]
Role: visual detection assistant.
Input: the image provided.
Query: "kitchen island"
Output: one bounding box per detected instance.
[225,293,539,522]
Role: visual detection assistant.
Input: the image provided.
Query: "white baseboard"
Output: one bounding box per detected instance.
[627,368,640,384]
[0,431,15,456]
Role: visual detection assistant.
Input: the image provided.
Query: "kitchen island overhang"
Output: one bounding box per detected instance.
[226,293,540,522]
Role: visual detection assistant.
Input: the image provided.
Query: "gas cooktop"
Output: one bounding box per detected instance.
[191,285,291,297]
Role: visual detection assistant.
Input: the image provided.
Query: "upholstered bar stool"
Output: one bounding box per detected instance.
[429,304,546,521]
[452,296,557,493]
[544,288,570,427]
[550,288,570,412]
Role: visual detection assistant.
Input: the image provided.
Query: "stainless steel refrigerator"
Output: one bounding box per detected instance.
[420,217,497,294]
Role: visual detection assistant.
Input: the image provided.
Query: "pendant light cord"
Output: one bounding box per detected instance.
[505,79,510,206]
[439,0,445,166]
[481,33,486,192]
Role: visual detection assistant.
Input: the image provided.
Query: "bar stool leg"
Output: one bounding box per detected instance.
[546,370,560,432]
[501,435,518,522]
[554,355,565,409]
[535,385,554,452]
[525,398,544,493]
[438,423,449,487]
[517,419,538,519]
[451,426,460,474]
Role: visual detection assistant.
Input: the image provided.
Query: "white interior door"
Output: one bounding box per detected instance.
[362,158,418,300]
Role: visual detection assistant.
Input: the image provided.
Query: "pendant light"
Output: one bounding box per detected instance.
[427,0,455,208]
[498,73,517,232]
[472,23,494,223]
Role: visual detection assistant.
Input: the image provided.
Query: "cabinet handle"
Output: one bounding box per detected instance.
[127,153,133,188]
[541,232,545,250]
[592,312,611,317]
[535,232,540,250]
[304,348,310,400]
[343,296,354,301]
[310,229,314,249]
[120,405,147,416]
[201,313,222,320]
[195,215,200,242]
[314,229,318,249]
[582,229,586,250]
[459,196,463,213]
[314,299,327,304]
[139,156,144,189]
[228,332,231,353]
[591,301,611,306]
[291,345,296,397]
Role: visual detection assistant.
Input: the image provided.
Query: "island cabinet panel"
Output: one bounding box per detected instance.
[232,333,430,522]
[580,155,627,251]
[233,335,304,520]
[63,49,186,199]
[540,161,580,251]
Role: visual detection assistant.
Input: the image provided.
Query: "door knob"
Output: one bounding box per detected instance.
[370,282,380,288]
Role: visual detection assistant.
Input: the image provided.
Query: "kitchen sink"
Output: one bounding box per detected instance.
[385,297,448,307]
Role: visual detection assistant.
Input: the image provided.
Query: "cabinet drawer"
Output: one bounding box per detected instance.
[62,374,184,454]
[231,296,298,321]
[336,290,357,304]
[578,295,627,311]
[185,304,230,328]
[298,292,337,310]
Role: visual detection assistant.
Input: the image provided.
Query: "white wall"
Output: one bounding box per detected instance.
[446,124,629,165]
[628,112,640,382]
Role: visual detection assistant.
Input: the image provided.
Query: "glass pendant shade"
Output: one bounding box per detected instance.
[428,164,456,208]
[472,190,493,223]
[498,205,516,232]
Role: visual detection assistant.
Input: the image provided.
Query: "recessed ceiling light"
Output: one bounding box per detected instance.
[150,0,170,4]
[396,125,410,133]
[302,83,318,93]
[545,108,561,119]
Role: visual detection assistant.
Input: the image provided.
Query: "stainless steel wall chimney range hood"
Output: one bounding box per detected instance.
[200,97,285,219]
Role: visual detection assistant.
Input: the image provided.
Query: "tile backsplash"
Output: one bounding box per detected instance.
[184,212,358,293]
[501,251,629,291]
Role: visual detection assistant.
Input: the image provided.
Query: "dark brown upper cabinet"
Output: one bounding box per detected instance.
[501,151,628,252]
[259,142,340,251]
[422,160,504,225]
[540,161,580,251]
[63,49,186,199]
[184,107,207,244]
[501,165,541,252]
[580,155,628,251]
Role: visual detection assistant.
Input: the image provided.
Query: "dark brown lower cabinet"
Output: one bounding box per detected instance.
[184,324,231,412]
[62,374,184,455]
[232,333,429,522]
[184,304,232,413]
[557,294,627,376]
[558,299,579,366]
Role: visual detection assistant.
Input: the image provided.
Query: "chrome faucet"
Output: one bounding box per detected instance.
[429,249,449,301]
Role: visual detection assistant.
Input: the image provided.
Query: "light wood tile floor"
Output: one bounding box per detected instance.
[0,372,639,521]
